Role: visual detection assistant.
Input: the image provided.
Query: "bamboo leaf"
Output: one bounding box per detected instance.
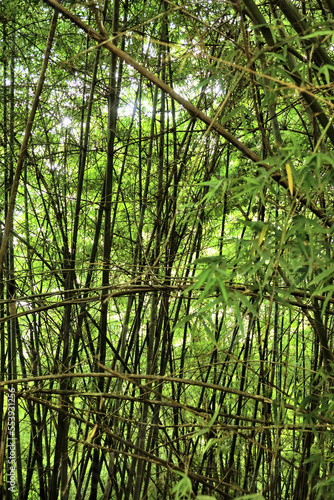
[286,162,293,196]
[309,267,334,287]
[258,225,267,246]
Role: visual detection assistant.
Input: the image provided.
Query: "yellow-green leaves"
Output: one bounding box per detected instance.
[286,162,293,196]
[258,225,267,247]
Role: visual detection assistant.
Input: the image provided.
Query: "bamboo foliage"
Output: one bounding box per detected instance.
[1,0,334,499]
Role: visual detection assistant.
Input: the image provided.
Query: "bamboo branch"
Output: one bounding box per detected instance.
[42,0,332,227]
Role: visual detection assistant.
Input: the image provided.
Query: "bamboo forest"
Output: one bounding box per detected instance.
[2,0,334,498]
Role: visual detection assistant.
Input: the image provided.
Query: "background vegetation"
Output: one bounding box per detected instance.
[1,0,334,498]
